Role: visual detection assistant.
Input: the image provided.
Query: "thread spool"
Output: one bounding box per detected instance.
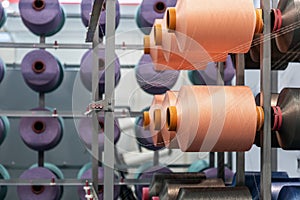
[19,0,65,36]
[135,107,164,151]
[166,86,258,152]
[153,91,179,148]
[275,0,300,53]
[135,54,179,95]
[159,179,225,200]
[144,20,197,71]
[203,167,234,184]
[19,108,63,151]
[30,163,64,199]
[78,115,121,152]
[254,93,280,148]
[187,160,209,173]
[278,186,300,200]
[177,187,252,200]
[250,35,299,70]
[154,14,227,65]
[135,165,172,200]
[275,88,300,150]
[166,0,260,55]
[0,165,10,200]
[188,56,235,86]
[136,0,177,34]
[17,167,62,200]
[149,172,206,198]
[80,48,121,96]
[21,50,64,93]
[81,0,120,37]
[78,164,120,200]
[0,3,6,28]
[146,95,165,147]
[0,117,9,146]
[232,171,289,200]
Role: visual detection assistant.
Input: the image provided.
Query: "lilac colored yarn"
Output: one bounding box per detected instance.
[19,0,65,36]
[0,57,5,84]
[189,55,235,86]
[78,167,120,200]
[17,167,61,200]
[80,49,121,95]
[203,167,234,183]
[21,49,63,93]
[80,0,120,37]
[19,108,63,151]
[78,116,121,152]
[136,0,177,34]
[135,54,179,95]
[135,107,164,151]
[135,165,172,199]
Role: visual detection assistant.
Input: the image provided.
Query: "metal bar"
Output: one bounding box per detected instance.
[260,0,272,198]
[6,63,136,69]
[39,93,45,108]
[235,54,245,186]
[86,0,105,42]
[0,42,143,50]
[271,0,278,173]
[0,178,153,186]
[91,21,100,197]
[0,110,142,118]
[38,151,44,167]
[227,152,233,170]
[103,0,117,199]
[216,62,225,181]
[209,153,215,168]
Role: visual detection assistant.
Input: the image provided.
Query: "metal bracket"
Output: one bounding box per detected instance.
[85,99,115,115]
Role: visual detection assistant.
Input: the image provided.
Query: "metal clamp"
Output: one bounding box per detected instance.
[85,99,115,115]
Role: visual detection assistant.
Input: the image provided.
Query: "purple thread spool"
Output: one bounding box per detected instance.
[136,0,177,34]
[80,49,121,96]
[21,49,64,93]
[17,167,61,200]
[203,167,234,184]
[19,108,63,151]
[80,0,120,37]
[135,107,164,151]
[78,166,120,200]
[135,54,179,95]
[78,116,121,152]
[189,55,235,86]
[19,0,65,36]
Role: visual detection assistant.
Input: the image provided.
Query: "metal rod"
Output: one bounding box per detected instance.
[39,93,45,108]
[235,54,245,186]
[0,110,142,118]
[38,151,44,167]
[216,62,225,181]
[260,0,272,198]
[86,0,105,42]
[0,42,143,50]
[91,11,100,198]
[103,0,116,199]
[227,152,233,170]
[209,153,215,168]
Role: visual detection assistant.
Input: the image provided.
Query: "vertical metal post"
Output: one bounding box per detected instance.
[271,0,278,173]
[216,62,225,181]
[235,54,245,186]
[92,17,100,197]
[39,93,45,108]
[104,0,116,199]
[271,72,278,171]
[260,0,272,198]
[209,153,215,168]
